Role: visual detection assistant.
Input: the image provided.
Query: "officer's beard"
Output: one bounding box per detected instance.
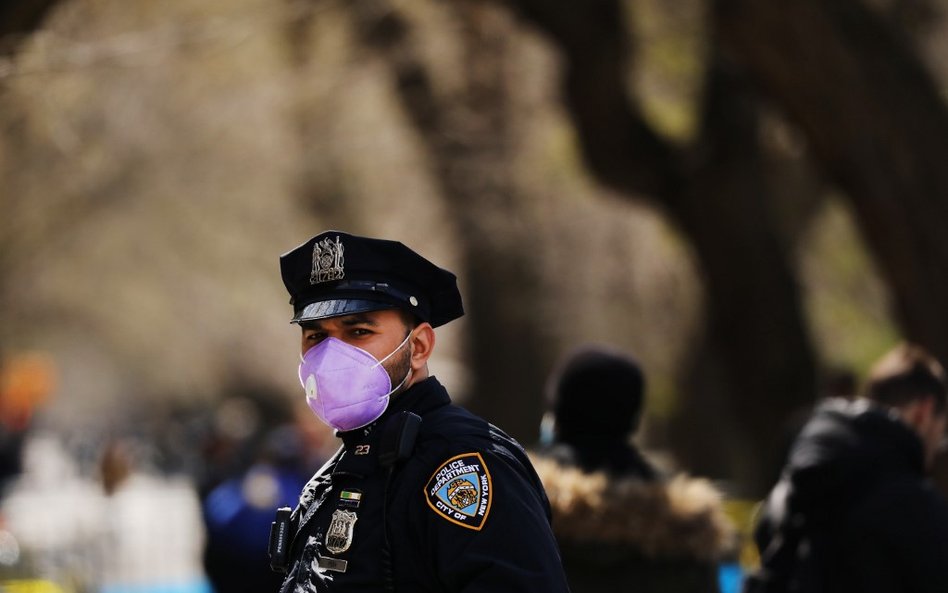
[382,331,413,397]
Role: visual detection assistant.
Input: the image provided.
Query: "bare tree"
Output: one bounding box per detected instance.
[494,0,819,494]
[714,0,948,370]
[343,0,553,441]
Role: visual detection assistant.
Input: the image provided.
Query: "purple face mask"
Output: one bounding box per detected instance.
[298,333,412,432]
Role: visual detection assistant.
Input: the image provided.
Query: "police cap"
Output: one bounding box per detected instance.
[280,231,463,328]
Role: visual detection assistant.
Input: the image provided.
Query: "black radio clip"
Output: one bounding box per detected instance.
[269,506,294,573]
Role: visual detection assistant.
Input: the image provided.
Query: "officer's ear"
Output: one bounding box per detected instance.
[408,322,435,371]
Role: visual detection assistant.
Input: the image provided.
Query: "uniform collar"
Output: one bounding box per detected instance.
[384,375,451,418]
[333,377,450,478]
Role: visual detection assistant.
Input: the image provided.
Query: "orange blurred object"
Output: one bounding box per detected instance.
[0,353,57,432]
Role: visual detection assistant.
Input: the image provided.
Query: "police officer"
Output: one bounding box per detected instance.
[270,231,571,592]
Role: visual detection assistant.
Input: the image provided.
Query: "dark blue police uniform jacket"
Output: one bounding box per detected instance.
[275,376,571,592]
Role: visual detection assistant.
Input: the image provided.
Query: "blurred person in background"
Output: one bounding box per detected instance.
[96,436,210,593]
[0,353,56,499]
[0,354,90,590]
[744,343,948,593]
[269,231,570,592]
[0,425,210,593]
[533,344,733,593]
[0,433,105,589]
[200,394,318,593]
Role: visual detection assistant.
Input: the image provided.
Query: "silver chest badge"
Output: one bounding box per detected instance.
[325,509,358,554]
[311,236,345,284]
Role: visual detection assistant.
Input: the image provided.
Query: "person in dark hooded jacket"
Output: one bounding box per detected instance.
[535,345,733,593]
[745,342,948,593]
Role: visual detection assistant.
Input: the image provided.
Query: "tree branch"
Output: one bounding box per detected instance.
[715,0,948,364]
[0,0,61,57]
[503,0,684,200]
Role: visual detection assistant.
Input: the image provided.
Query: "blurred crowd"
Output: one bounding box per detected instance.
[0,346,748,593]
[0,358,336,593]
[2,339,944,593]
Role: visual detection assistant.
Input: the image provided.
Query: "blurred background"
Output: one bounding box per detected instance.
[2,0,948,590]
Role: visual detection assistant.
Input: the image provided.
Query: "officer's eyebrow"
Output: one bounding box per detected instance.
[340,313,378,326]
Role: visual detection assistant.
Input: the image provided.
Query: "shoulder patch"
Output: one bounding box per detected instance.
[424,452,493,531]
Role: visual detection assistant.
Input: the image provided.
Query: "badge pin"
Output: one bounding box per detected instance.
[325,509,358,554]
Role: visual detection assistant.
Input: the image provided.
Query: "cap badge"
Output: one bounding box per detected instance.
[311,236,345,285]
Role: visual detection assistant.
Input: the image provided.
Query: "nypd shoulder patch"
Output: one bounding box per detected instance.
[424,452,493,531]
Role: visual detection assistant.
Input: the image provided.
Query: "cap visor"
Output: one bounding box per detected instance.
[291,298,397,324]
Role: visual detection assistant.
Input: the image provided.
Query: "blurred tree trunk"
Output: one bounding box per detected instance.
[347,0,551,442]
[0,0,60,57]
[671,51,818,494]
[714,0,948,371]
[499,0,818,496]
[0,0,62,329]
[282,1,361,228]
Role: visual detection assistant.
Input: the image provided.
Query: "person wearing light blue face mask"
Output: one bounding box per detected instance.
[270,230,571,593]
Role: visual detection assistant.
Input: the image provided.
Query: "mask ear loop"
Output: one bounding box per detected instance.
[373,331,413,368]
[389,365,412,394]
[373,330,415,395]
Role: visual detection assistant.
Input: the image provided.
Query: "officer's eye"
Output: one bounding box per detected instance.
[304,331,326,342]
